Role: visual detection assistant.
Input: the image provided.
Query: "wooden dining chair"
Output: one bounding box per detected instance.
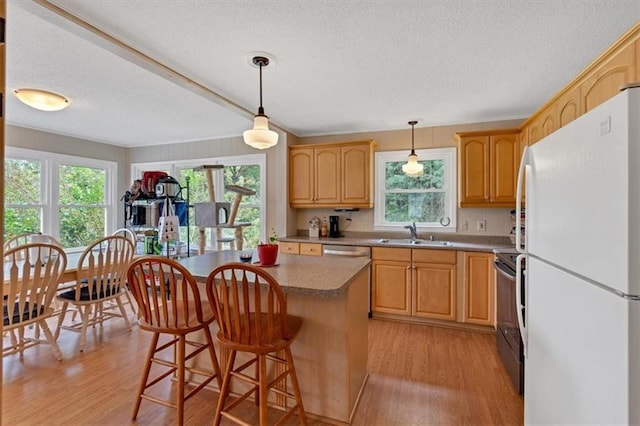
[206,262,307,426]
[3,243,67,360]
[54,235,134,352]
[110,228,139,315]
[3,232,61,261]
[126,257,223,425]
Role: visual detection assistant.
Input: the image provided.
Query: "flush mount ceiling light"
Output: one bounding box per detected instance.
[243,56,278,150]
[14,88,70,111]
[402,120,424,177]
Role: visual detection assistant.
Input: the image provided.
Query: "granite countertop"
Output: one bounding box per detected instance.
[279,232,513,253]
[178,250,370,298]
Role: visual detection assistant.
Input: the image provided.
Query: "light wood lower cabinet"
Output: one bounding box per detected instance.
[372,248,411,315]
[413,262,456,321]
[462,251,496,326]
[279,242,323,256]
[372,247,456,321]
[372,259,411,315]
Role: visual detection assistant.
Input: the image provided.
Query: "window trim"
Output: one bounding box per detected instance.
[5,147,119,243]
[131,153,267,244]
[374,147,457,232]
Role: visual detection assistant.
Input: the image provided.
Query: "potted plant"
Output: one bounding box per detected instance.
[257,229,279,266]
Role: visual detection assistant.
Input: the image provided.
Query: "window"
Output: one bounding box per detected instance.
[5,148,118,248]
[131,154,266,249]
[4,157,44,237]
[374,147,457,231]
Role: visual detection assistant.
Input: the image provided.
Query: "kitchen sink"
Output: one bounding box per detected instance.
[377,239,453,247]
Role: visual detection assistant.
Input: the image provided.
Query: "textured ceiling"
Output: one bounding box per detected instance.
[6,1,640,147]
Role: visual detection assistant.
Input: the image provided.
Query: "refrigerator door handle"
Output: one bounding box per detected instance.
[516,146,529,254]
[516,253,528,358]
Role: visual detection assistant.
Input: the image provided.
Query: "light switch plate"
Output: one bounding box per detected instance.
[477,220,486,232]
[600,116,611,135]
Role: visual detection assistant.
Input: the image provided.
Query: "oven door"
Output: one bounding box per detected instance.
[494,257,525,395]
[495,261,523,356]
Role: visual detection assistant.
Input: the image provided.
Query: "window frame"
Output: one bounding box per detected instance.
[5,147,118,246]
[374,147,457,232]
[131,153,267,246]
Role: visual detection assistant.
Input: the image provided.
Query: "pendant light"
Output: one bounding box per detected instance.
[243,56,278,149]
[402,120,424,177]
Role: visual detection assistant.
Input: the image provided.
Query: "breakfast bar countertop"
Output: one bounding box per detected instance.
[178,250,371,297]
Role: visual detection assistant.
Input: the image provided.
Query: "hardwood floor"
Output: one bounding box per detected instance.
[2,314,523,425]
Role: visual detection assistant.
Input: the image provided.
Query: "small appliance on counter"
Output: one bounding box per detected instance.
[329,215,341,238]
[155,176,182,198]
[308,216,321,238]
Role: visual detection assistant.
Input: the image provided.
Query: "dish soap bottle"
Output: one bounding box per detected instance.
[320,217,328,237]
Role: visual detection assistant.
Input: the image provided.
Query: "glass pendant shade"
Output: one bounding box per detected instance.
[243,55,278,149]
[402,151,424,177]
[243,115,278,149]
[403,120,423,177]
[14,88,70,111]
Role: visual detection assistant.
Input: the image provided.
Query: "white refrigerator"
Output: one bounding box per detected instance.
[516,87,640,425]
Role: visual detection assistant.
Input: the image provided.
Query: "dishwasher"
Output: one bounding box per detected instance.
[322,244,372,317]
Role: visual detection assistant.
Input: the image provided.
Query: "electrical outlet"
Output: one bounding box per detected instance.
[461,220,468,231]
[477,220,486,232]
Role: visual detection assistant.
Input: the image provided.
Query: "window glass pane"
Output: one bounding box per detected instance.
[59,207,105,247]
[178,168,209,203]
[59,165,105,205]
[385,159,445,190]
[176,168,209,245]
[5,159,41,204]
[4,208,42,238]
[223,165,261,248]
[384,193,446,223]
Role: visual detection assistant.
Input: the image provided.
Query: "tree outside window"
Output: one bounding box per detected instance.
[375,148,456,230]
[58,165,107,248]
[4,158,43,238]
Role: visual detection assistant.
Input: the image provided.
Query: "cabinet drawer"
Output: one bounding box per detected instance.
[299,243,323,256]
[412,249,456,264]
[279,242,300,255]
[372,247,411,262]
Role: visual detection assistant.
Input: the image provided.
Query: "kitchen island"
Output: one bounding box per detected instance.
[179,250,371,425]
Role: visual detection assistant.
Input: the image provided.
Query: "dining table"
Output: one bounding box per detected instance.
[3,250,84,295]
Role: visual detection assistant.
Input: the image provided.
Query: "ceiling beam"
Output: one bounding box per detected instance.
[17,0,289,135]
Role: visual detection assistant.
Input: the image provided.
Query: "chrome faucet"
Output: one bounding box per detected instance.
[404,222,418,240]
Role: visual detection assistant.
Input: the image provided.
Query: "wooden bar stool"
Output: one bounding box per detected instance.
[206,263,307,426]
[126,257,223,425]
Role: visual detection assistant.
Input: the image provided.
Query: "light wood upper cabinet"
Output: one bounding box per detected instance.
[458,135,490,204]
[289,148,315,205]
[462,252,495,326]
[556,86,581,128]
[490,133,519,203]
[289,140,375,208]
[518,23,639,145]
[528,104,556,145]
[341,144,372,205]
[580,43,636,113]
[314,146,341,204]
[457,130,520,208]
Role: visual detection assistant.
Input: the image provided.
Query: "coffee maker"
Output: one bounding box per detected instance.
[329,215,341,238]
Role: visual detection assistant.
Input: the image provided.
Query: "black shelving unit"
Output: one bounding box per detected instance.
[123,176,190,258]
